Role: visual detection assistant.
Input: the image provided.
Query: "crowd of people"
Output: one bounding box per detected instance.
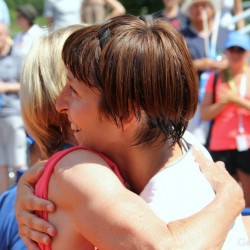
[0,0,250,249]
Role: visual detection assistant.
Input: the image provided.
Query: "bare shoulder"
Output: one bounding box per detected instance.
[49,148,124,203]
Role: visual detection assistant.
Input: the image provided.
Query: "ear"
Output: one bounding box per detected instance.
[118,113,138,131]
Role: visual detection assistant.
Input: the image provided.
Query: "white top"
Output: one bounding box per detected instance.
[140,131,249,249]
[12,24,45,60]
[44,0,82,30]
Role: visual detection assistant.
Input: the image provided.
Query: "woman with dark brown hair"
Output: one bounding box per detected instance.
[16,15,246,250]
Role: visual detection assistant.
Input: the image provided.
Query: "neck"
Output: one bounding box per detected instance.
[22,24,32,33]
[192,19,213,33]
[230,64,245,76]
[105,139,183,194]
[164,5,179,19]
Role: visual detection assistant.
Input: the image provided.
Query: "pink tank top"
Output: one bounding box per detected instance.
[35,146,125,250]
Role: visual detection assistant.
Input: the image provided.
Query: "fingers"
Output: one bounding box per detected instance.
[20,163,45,185]
[192,147,245,211]
[14,162,57,245]
[20,223,53,246]
[18,209,56,236]
[16,192,55,213]
[192,147,230,191]
[21,235,41,250]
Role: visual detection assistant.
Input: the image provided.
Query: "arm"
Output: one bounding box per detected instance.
[234,0,245,30]
[44,0,54,28]
[0,82,20,93]
[46,17,53,28]
[200,91,225,120]
[217,82,250,111]
[193,57,228,72]
[15,151,244,250]
[104,0,126,21]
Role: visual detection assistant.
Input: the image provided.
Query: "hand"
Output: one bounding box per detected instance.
[192,148,245,212]
[210,57,229,71]
[218,84,239,104]
[0,82,7,93]
[15,164,56,249]
[195,57,228,71]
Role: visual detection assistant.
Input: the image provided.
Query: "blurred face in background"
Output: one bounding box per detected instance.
[162,0,180,9]
[225,46,249,68]
[188,1,215,23]
[16,11,30,31]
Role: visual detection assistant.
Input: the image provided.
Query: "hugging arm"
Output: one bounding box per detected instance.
[15,150,244,250]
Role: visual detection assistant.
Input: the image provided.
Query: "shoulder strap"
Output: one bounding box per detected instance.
[205,71,219,149]
[212,71,219,103]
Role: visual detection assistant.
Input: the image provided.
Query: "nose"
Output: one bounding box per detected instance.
[56,86,69,114]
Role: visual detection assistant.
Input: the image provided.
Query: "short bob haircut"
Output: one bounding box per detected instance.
[62,15,198,146]
[20,24,86,157]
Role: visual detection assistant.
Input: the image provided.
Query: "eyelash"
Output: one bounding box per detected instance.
[70,85,77,95]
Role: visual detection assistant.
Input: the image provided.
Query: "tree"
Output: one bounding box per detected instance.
[120,0,163,15]
[6,0,44,15]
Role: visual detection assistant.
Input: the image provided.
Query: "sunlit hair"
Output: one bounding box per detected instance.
[62,15,198,146]
[20,24,87,157]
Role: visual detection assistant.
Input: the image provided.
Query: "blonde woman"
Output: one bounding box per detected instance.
[0,24,86,250]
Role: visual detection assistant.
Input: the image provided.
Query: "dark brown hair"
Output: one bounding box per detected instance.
[62,15,198,146]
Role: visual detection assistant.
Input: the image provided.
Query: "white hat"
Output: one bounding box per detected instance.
[181,0,218,16]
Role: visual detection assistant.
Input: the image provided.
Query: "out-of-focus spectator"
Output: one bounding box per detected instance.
[220,0,245,30]
[0,0,10,27]
[81,0,125,24]
[44,0,83,30]
[151,0,189,31]
[12,4,44,60]
[181,0,230,145]
[0,169,27,250]
[200,31,250,206]
[0,22,27,194]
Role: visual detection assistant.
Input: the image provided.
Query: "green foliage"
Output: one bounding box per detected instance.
[120,0,163,15]
[6,0,44,15]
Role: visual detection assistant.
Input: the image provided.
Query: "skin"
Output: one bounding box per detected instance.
[15,71,245,250]
[162,0,180,19]
[15,19,245,249]
[81,0,125,23]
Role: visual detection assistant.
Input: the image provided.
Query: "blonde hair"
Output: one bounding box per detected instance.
[20,24,88,157]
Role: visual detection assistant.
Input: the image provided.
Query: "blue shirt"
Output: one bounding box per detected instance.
[181,25,230,77]
[0,185,27,250]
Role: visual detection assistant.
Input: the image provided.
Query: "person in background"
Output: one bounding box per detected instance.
[200,31,250,207]
[0,0,10,27]
[151,0,189,31]
[220,0,245,30]
[12,4,44,60]
[181,0,230,146]
[81,0,125,24]
[16,15,245,250]
[0,24,84,250]
[44,0,83,30]
[0,22,27,194]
